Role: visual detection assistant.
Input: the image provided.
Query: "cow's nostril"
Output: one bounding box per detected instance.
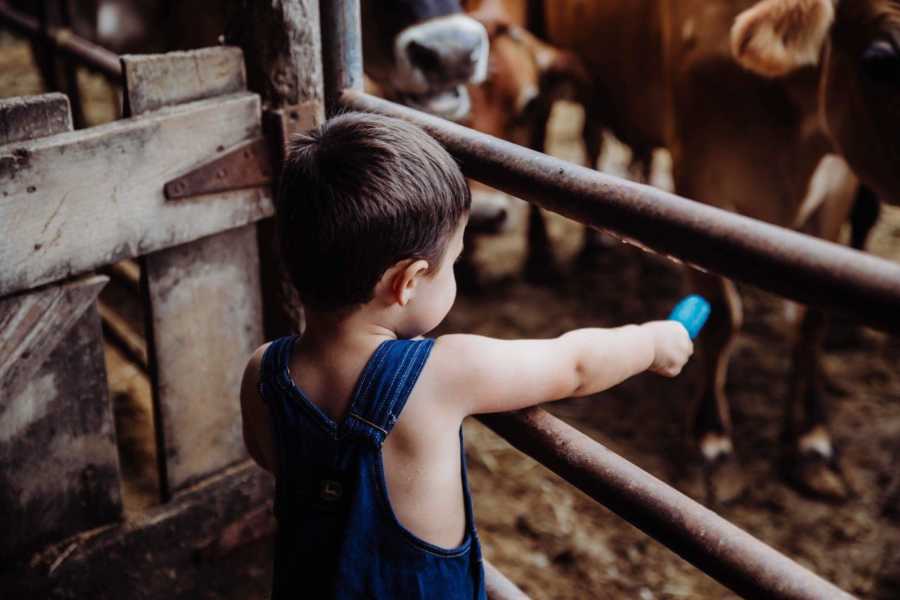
[407,40,442,74]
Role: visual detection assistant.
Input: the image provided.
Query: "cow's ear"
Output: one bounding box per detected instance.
[731,0,835,77]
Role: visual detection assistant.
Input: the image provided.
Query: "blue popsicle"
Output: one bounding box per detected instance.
[668,295,711,340]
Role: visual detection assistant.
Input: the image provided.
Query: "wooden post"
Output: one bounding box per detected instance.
[0,93,122,560]
[226,0,326,338]
[122,47,267,498]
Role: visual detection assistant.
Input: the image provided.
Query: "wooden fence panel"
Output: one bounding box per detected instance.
[122,47,247,115]
[0,92,71,144]
[0,92,273,297]
[0,94,121,559]
[124,48,265,495]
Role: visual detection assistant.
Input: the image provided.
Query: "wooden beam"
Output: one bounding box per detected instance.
[144,224,263,494]
[122,47,247,115]
[0,92,274,297]
[123,47,265,496]
[98,300,148,371]
[0,274,108,401]
[225,0,324,115]
[0,93,72,144]
[1,93,122,559]
[4,461,274,599]
[227,0,325,338]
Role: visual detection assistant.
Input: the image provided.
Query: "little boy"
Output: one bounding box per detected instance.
[240,112,693,599]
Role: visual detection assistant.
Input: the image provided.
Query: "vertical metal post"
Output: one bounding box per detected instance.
[320,0,363,116]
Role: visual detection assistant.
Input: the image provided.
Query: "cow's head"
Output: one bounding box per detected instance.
[464,20,589,231]
[731,0,900,203]
[362,0,489,120]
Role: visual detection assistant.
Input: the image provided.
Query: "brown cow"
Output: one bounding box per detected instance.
[453,13,590,287]
[533,0,900,502]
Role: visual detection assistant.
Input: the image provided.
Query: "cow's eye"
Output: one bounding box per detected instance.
[861,39,900,84]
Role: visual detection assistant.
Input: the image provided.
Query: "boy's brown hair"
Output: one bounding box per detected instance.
[277,112,471,312]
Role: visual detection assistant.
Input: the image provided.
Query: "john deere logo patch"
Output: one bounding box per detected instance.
[320,479,343,502]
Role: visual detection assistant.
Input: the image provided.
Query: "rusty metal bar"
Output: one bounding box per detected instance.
[319,0,363,116]
[0,2,123,82]
[477,408,854,600]
[340,90,900,334]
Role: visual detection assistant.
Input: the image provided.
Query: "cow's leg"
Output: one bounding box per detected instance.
[784,306,849,499]
[456,231,481,293]
[577,121,615,265]
[523,204,561,284]
[523,102,561,284]
[850,184,880,251]
[689,270,746,504]
[783,168,857,500]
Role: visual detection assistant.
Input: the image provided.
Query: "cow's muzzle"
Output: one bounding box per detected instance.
[391,15,488,119]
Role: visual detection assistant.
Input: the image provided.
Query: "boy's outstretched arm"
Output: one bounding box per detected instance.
[431,322,692,418]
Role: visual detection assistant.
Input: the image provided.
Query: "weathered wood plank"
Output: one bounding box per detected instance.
[119,47,264,495]
[122,47,247,115]
[0,87,120,561]
[0,274,108,401]
[228,0,325,338]
[0,93,72,144]
[0,92,274,297]
[226,1,324,116]
[0,303,123,560]
[144,224,263,494]
[3,461,274,599]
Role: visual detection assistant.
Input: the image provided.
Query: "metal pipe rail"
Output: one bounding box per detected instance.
[0,2,123,82]
[340,90,900,335]
[477,408,854,600]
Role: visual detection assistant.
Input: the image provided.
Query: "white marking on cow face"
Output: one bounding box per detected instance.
[390,14,489,118]
[96,2,120,40]
[793,154,857,229]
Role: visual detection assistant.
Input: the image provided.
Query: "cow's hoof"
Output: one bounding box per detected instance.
[790,450,850,501]
[703,452,746,506]
[699,433,746,505]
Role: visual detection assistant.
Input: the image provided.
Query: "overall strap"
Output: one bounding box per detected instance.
[343,338,435,447]
[258,336,299,405]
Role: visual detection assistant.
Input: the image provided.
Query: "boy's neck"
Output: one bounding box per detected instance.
[300,305,400,355]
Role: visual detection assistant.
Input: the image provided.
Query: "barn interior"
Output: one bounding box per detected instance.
[2,1,900,599]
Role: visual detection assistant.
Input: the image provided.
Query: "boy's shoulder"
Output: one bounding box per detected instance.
[243,342,273,383]
[240,342,276,472]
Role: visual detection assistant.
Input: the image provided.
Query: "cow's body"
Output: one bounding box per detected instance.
[544,0,900,502]
[469,0,900,501]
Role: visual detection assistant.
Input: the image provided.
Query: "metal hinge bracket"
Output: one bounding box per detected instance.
[163,100,320,201]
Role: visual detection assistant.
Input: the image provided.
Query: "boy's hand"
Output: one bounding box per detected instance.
[643,321,694,377]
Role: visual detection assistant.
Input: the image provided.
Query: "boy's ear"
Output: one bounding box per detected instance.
[390,259,430,306]
[731,0,835,77]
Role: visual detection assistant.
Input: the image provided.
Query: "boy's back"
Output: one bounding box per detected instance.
[240,112,692,599]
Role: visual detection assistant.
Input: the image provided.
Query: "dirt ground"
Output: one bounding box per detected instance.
[4,33,900,599]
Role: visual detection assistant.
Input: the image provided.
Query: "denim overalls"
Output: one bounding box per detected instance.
[259,336,487,599]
